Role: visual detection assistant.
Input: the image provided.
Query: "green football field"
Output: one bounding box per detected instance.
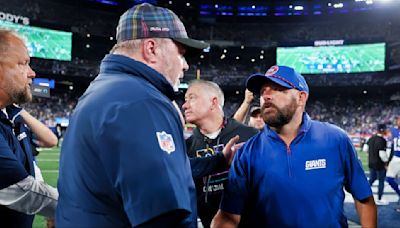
[32,147,369,227]
[277,43,385,74]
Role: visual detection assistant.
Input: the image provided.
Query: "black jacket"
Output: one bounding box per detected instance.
[366,134,387,170]
[186,118,258,227]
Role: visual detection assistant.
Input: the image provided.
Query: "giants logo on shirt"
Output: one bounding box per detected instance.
[305,159,326,170]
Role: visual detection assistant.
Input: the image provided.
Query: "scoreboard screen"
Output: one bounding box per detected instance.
[277,43,385,74]
[0,20,72,61]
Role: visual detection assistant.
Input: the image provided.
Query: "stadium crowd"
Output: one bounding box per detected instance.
[22,91,400,138]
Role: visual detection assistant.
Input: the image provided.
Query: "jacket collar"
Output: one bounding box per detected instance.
[0,105,23,125]
[99,54,178,101]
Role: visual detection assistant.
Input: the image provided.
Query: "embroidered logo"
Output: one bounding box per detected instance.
[305,159,326,170]
[17,132,27,141]
[156,131,175,154]
[265,65,279,76]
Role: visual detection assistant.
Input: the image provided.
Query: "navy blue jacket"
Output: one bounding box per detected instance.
[0,105,35,228]
[56,54,197,227]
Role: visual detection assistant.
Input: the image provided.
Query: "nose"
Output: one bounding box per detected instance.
[28,65,36,78]
[260,86,273,101]
[182,57,189,72]
[182,101,189,110]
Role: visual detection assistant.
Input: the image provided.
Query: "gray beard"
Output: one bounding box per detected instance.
[10,87,32,105]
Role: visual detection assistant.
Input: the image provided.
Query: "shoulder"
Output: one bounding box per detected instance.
[92,72,163,103]
[309,119,348,138]
[235,132,264,159]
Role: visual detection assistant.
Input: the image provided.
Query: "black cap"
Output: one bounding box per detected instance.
[250,106,261,117]
[378,124,386,132]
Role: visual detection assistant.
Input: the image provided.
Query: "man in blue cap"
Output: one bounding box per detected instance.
[57,3,208,227]
[212,66,377,227]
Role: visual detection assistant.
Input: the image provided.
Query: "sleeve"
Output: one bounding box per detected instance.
[342,134,373,201]
[0,132,29,189]
[190,153,227,179]
[220,147,249,215]
[97,100,195,227]
[0,175,58,218]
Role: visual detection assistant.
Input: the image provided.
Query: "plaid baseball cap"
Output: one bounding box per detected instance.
[116,3,209,50]
[246,65,309,94]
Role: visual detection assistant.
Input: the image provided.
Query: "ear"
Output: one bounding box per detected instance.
[142,39,159,64]
[211,96,219,110]
[298,91,308,106]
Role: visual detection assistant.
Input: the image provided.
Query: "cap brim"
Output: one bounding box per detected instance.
[246,74,293,94]
[173,38,209,50]
[250,108,261,117]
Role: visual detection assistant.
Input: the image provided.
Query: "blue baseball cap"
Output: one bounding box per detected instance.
[246,65,309,94]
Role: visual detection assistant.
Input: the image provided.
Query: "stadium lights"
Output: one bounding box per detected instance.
[168,1,172,5]
[333,3,344,8]
[241,45,245,49]
[260,55,264,59]
[200,55,204,59]
[220,54,226,60]
[252,5,256,9]
[294,6,304,10]
[109,37,113,40]
[223,49,227,53]
[186,2,190,7]
[215,4,218,8]
[251,59,255,62]
[236,56,240,60]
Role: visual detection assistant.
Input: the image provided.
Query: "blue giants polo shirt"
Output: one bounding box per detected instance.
[221,113,372,228]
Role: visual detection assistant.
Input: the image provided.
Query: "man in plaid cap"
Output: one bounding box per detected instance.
[212,66,376,227]
[57,3,208,227]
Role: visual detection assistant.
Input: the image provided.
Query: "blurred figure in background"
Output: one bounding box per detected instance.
[247,106,265,130]
[386,115,400,207]
[233,89,265,130]
[363,123,389,205]
[183,80,258,227]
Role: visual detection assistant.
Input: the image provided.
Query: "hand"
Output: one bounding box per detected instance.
[244,89,254,104]
[222,135,243,166]
[46,218,55,228]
